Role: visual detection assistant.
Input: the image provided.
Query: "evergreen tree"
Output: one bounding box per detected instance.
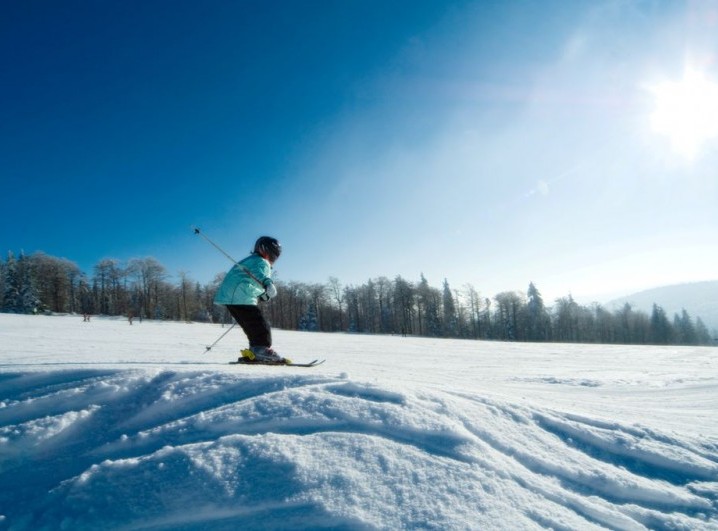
[299,304,319,331]
[674,309,697,345]
[417,274,441,337]
[442,279,458,337]
[2,252,19,312]
[649,304,672,344]
[526,282,550,341]
[3,251,39,313]
[695,317,711,345]
[0,257,6,310]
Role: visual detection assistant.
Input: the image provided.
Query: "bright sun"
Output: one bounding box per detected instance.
[649,68,718,159]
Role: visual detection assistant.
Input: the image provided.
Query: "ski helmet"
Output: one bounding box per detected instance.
[254,236,281,262]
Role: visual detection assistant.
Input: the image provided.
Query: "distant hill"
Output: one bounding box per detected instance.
[609,280,718,335]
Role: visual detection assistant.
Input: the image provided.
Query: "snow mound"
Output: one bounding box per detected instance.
[0,369,714,530]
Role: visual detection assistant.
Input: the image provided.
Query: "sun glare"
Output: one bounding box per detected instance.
[649,68,718,159]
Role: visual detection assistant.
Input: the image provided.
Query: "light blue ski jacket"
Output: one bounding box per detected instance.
[214,254,274,306]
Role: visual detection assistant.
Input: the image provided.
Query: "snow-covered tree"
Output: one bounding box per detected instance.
[2,251,39,314]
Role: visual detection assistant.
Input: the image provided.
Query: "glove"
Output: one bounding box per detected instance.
[259,279,277,301]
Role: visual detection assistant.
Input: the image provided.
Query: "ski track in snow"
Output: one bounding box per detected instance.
[0,314,717,530]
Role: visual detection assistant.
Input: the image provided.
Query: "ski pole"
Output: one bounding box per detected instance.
[192,226,237,264]
[191,226,265,287]
[203,322,237,353]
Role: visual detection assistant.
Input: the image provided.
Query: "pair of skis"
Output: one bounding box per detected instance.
[229,358,325,368]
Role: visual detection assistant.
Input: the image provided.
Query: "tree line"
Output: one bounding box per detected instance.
[1,250,714,346]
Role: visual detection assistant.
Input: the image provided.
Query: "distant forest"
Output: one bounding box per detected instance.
[1,250,714,346]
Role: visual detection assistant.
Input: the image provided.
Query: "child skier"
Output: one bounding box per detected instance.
[214,236,288,364]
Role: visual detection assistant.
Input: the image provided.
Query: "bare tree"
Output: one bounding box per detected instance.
[127,257,168,319]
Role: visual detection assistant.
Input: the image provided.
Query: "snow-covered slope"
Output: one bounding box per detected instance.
[1,314,716,530]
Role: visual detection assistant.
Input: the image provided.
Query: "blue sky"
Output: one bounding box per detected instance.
[2,0,717,302]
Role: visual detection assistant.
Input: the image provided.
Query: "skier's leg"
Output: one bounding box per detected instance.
[226,305,272,347]
[226,305,285,363]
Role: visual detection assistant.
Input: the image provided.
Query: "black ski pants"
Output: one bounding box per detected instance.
[226,305,272,347]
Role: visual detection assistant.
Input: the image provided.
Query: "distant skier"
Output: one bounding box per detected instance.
[214,236,287,364]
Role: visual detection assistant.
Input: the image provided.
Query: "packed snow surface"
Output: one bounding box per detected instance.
[1,314,717,530]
